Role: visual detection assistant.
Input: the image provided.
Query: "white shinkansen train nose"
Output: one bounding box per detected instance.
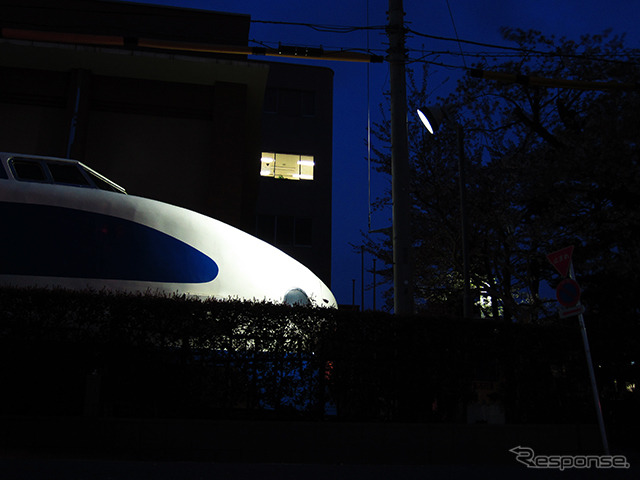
[130,195,338,308]
[0,153,338,308]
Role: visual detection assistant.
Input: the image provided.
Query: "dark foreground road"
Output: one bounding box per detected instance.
[0,456,636,480]
[1,417,636,479]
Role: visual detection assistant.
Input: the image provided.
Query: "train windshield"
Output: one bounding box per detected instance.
[12,159,48,182]
[48,162,91,186]
[6,156,126,194]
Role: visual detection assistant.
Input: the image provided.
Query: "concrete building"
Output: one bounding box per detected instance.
[0,0,333,287]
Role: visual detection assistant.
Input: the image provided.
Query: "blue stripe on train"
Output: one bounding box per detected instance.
[0,201,219,283]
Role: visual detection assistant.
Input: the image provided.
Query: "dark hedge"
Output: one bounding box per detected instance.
[0,287,637,428]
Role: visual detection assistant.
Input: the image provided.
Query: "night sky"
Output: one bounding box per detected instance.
[118,0,640,308]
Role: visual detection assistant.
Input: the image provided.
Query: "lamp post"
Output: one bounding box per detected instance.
[417,107,472,318]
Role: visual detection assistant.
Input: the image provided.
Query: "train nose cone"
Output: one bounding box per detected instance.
[319,284,338,308]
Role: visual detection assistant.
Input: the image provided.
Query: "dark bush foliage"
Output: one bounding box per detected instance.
[0,287,637,427]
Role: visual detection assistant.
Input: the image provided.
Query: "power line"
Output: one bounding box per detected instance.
[249,38,386,56]
[402,44,640,71]
[6,2,639,66]
[5,8,638,69]
[469,68,640,91]
[251,19,386,34]
[407,47,639,61]
[445,0,467,69]
[248,25,640,68]
[406,28,640,66]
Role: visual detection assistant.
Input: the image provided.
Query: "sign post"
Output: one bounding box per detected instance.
[546,247,609,455]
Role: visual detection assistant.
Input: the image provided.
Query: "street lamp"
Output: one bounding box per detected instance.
[417,106,472,318]
[417,106,449,134]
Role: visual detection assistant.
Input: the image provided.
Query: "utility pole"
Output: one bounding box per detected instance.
[387,0,413,315]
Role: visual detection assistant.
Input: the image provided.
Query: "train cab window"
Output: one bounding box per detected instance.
[47,163,91,187]
[11,159,48,182]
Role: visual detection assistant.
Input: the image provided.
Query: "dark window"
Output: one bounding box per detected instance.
[302,91,316,116]
[91,75,214,120]
[257,215,312,247]
[278,89,301,116]
[294,218,313,246]
[263,88,278,113]
[11,159,48,182]
[0,161,7,180]
[47,163,90,186]
[264,89,316,117]
[256,214,276,244]
[276,215,294,246]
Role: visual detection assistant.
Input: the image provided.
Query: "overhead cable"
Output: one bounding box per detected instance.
[251,19,386,34]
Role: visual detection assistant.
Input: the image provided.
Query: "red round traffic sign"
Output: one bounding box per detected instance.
[556,278,581,307]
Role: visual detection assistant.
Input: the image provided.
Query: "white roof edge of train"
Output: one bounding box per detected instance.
[0,152,127,194]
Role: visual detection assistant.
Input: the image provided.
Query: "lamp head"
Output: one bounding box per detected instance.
[416,106,451,134]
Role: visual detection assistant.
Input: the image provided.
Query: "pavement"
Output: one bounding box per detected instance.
[1,416,637,479]
[0,449,637,480]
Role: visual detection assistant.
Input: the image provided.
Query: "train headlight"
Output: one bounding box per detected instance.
[284,288,310,306]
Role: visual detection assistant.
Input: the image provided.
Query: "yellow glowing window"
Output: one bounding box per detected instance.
[260,153,314,180]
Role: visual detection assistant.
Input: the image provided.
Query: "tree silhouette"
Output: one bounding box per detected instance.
[367,28,640,324]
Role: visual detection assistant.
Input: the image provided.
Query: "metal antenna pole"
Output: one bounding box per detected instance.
[387,0,413,315]
[361,245,365,311]
[373,258,377,311]
[456,124,471,318]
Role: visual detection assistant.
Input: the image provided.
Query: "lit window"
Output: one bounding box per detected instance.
[260,152,314,180]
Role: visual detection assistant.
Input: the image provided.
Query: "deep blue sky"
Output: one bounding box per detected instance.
[120,0,640,308]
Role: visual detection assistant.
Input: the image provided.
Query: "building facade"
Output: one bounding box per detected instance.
[255,62,333,287]
[0,0,333,287]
